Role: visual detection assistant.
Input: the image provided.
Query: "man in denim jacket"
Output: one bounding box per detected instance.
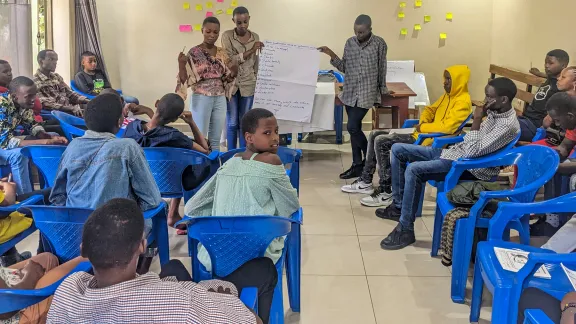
[50,93,162,213]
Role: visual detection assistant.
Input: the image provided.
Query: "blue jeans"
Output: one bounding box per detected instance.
[122,95,139,105]
[226,92,253,149]
[190,94,227,150]
[0,148,32,194]
[391,143,452,230]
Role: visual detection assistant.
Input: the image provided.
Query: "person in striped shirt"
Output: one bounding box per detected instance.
[47,198,277,324]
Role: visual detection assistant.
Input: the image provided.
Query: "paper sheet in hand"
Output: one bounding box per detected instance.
[254,40,320,123]
[562,264,576,291]
[278,82,336,133]
[494,247,551,279]
[388,128,415,135]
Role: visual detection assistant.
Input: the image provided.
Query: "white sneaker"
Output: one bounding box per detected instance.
[360,190,393,207]
[341,179,374,194]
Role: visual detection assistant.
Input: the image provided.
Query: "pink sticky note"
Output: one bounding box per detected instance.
[217,0,224,2]
[205,11,213,17]
[179,24,192,32]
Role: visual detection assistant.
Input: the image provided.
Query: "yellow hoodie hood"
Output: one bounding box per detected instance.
[413,65,472,145]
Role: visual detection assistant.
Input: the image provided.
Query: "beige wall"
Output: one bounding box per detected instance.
[52,0,74,82]
[95,0,494,107]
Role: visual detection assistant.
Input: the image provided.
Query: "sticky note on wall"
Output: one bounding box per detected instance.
[446,12,453,20]
[226,8,233,15]
[216,9,223,15]
[440,33,447,39]
[399,1,406,8]
[183,2,190,10]
[398,12,405,18]
[414,24,421,30]
[415,0,422,7]
[179,24,192,32]
[194,24,202,31]
[217,0,223,2]
[424,15,431,22]
[400,28,408,35]
[231,0,238,7]
[206,2,213,8]
[206,11,213,17]
[196,4,203,11]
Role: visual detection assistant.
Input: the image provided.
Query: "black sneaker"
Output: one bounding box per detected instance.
[530,220,559,237]
[0,250,31,267]
[339,164,363,180]
[380,224,416,250]
[375,204,401,222]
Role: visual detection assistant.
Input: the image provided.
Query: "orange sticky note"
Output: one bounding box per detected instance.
[179,24,192,32]
[231,0,238,7]
[183,2,190,10]
[194,24,202,31]
[398,11,405,18]
[400,28,408,35]
[424,15,431,22]
[446,12,453,20]
[226,8,233,15]
[414,24,421,30]
[206,1,213,8]
[216,9,223,15]
[415,0,422,7]
[440,33,447,39]
[399,1,406,7]
[195,4,203,11]
[206,11,213,17]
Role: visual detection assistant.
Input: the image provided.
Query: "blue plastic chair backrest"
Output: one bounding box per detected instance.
[220,146,300,167]
[25,205,94,262]
[143,147,215,196]
[51,110,86,141]
[20,145,66,188]
[70,80,96,99]
[318,70,344,82]
[187,216,292,278]
[456,114,473,132]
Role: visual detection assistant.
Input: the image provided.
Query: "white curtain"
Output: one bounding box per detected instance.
[0,0,33,77]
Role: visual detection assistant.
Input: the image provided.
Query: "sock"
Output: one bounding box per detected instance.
[545,213,560,228]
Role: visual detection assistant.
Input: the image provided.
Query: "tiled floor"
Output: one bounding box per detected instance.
[15,136,494,323]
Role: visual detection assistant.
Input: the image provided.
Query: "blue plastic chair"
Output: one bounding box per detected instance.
[25,203,170,264]
[0,195,45,256]
[177,211,302,323]
[524,310,555,324]
[219,147,302,194]
[143,148,220,204]
[20,145,66,188]
[51,111,86,142]
[70,80,122,100]
[0,261,92,314]
[470,193,576,324]
[437,145,559,304]
[402,113,473,145]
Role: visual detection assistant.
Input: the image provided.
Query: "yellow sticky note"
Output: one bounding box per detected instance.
[415,0,422,7]
[414,24,421,30]
[440,32,447,39]
[400,28,408,35]
[231,0,238,7]
[206,1,213,8]
[424,15,431,22]
[195,4,202,10]
[446,12,453,20]
[183,2,190,10]
[398,11,405,18]
[194,24,202,31]
[399,2,406,8]
[226,8,233,15]
[216,9,223,15]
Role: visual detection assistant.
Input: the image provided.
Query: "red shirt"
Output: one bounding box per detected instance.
[0,86,43,122]
[566,129,576,142]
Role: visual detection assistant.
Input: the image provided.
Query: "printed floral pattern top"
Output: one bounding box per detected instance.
[176,46,235,99]
[0,93,44,149]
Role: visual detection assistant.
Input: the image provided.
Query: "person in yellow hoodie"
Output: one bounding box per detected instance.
[341,65,472,207]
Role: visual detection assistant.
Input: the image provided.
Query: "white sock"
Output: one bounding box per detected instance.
[545,213,560,228]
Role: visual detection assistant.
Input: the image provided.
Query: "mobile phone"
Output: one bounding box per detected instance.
[7,174,12,183]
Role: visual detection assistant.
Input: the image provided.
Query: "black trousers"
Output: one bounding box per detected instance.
[160,257,278,324]
[517,287,562,323]
[345,105,369,166]
[42,119,65,137]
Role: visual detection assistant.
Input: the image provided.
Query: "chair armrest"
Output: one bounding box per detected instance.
[207,150,220,160]
[1,195,44,213]
[402,119,419,128]
[532,128,546,142]
[431,135,464,148]
[116,89,123,95]
[143,201,167,220]
[239,287,258,310]
[290,208,303,225]
[524,309,555,324]
[516,252,576,288]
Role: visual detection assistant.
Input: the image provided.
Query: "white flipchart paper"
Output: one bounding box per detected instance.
[254,41,320,123]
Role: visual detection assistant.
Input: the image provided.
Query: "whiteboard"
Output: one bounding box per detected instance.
[253,40,320,123]
[386,60,430,108]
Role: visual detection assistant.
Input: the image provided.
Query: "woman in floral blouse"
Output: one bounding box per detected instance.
[177,17,237,150]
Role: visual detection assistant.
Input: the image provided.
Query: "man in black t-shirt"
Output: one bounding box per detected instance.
[518,49,569,141]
